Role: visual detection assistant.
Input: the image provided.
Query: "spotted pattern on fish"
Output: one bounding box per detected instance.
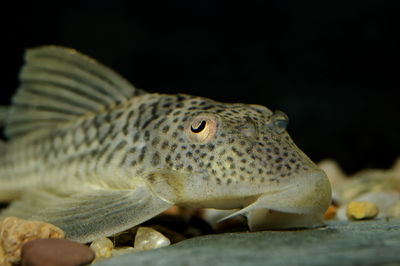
[1,94,310,188]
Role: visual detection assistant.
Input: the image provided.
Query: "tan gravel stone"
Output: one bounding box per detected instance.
[90,237,114,262]
[0,216,65,265]
[346,201,379,220]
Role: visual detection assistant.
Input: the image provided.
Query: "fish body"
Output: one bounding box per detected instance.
[0,46,331,242]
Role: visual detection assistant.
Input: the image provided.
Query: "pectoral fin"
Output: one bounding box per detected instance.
[0,185,173,243]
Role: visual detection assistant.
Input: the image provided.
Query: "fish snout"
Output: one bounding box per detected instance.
[296,169,332,213]
[236,168,332,230]
[263,168,332,214]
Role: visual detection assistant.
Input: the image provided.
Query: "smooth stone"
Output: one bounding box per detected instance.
[90,237,114,259]
[21,238,94,266]
[95,219,400,266]
[346,201,379,220]
[134,227,170,251]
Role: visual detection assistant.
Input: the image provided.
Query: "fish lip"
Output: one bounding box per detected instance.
[245,209,326,231]
[220,169,332,222]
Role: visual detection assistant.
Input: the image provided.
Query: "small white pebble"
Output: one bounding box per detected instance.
[134,227,171,251]
[90,237,114,260]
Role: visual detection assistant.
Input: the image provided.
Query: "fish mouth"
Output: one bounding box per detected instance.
[220,169,332,230]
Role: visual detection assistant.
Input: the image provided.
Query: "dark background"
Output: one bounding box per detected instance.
[2,1,399,174]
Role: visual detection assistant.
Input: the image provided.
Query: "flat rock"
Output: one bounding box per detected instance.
[95,219,400,266]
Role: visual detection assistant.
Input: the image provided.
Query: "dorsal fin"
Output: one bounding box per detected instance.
[5,46,146,139]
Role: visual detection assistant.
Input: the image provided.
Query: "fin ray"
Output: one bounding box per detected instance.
[26,47,137,99]
[6,46,146,139]
[21,65,115,107]
[17,83,101,114]
[0,186,173,243]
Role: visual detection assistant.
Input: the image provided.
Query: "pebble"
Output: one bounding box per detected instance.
[21,238,94,266]
[111,247,136,257]
[352,191,400,218]
[89,227,172,262]
[0,216,65,265]
[346,201,379,220]
[134,227,170,251]
[323,205,337,220]
[90,237,114,261]
[319,158,400,221]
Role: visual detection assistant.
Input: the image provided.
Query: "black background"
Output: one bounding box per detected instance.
[2,1,399,174]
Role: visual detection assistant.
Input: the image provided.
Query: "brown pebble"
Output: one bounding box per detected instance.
[324,205,337,220]
[21,238,94,266]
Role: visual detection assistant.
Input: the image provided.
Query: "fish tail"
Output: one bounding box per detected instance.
[0,106,8,128]
[0,140,12,202]
[0,149,22,202]
[0,139,6,154]
[0,105,8,181]
[0,130,14,202]
[0,106,7,171]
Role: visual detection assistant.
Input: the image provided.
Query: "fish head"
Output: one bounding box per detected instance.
[149,94,331,229]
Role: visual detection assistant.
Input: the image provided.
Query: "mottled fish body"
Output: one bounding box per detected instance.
[0,46,331,242]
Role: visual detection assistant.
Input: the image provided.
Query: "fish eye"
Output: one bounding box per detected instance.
[270,110,289,134]
[185,115,218,143]
[190,120,207,133]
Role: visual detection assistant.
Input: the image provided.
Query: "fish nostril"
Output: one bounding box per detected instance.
[241,125,256,137]
[270,110,289,134]
[238,117,257,138]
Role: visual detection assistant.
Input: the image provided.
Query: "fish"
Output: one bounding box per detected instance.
[0,46,331,243]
